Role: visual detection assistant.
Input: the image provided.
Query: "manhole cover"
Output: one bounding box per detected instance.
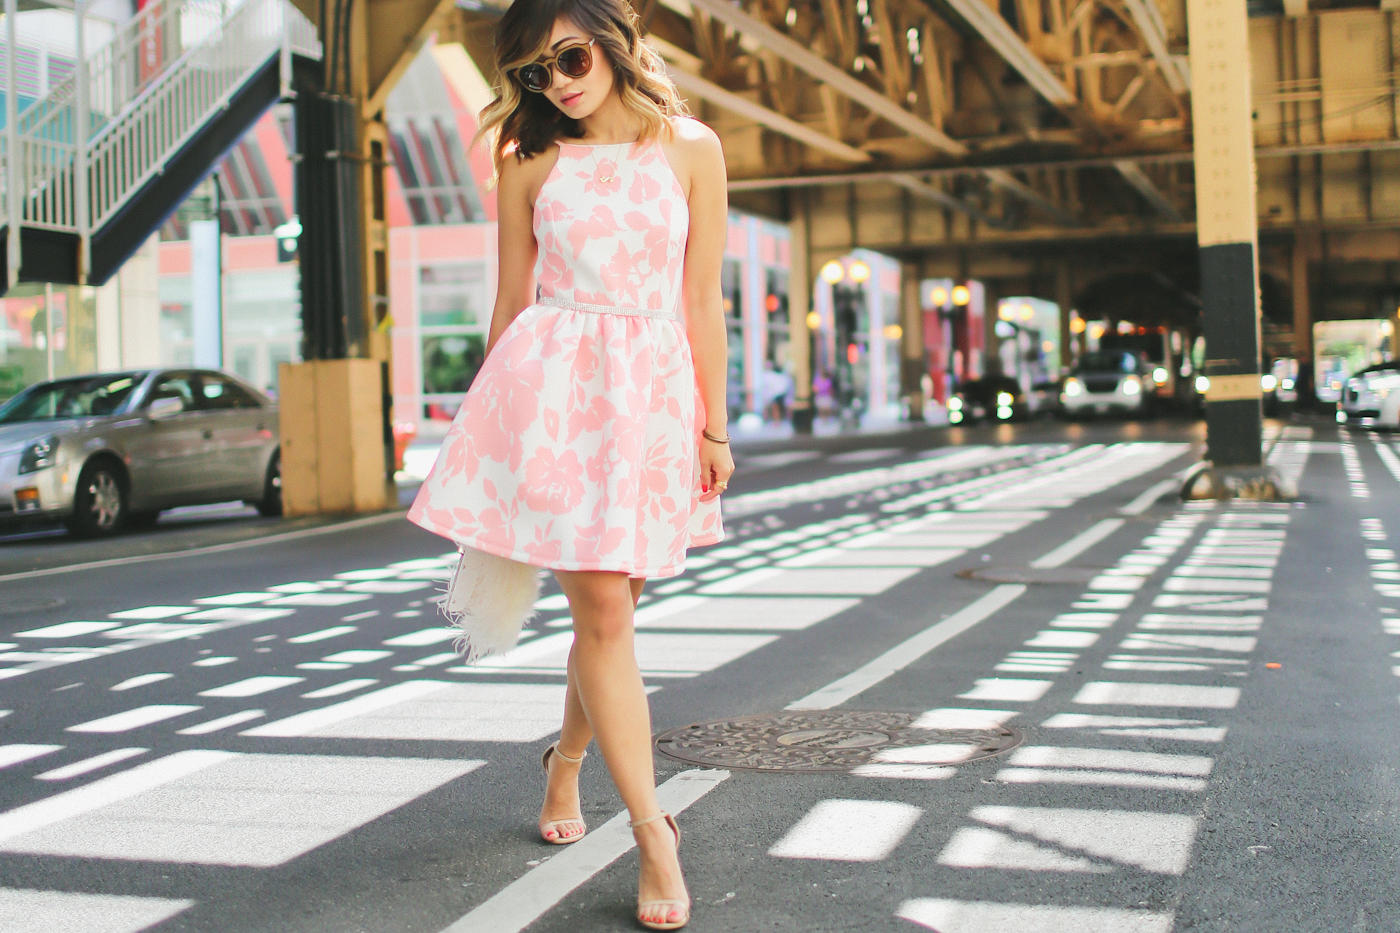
[654,710,1022,773]
[0,595,66,616]
[958,565,1101,584]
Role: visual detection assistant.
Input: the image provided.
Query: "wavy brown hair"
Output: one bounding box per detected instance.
[475,0,689,179]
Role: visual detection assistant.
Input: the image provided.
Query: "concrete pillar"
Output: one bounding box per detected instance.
[900,263,925,421]
[1055,260,1074,376]
[95,235,161,370]
[279,359,387,515]
[742,215,764,420]
[190,220,223,369]
[1189,0,1263,467]
[283,55,386,514]
[1291,232,1318,364]
[788,192,814,433]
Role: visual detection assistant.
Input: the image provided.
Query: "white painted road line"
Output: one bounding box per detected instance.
[439,768,729,933]
[0,751,233,844]
[0,745,63,770]
[110,673,174,692]
[0,511,407,583]
[35,748,147,782]
[176,710,266,735]
[1031,519,1125,569]
[768,799,922,861]
[198,676,303,698]
[67,705,202,734]
[898,898,1174,932]
[787,585,1026,710]
[1121,478,1179,516]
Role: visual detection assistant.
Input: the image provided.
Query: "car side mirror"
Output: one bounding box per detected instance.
[147,396,185,420]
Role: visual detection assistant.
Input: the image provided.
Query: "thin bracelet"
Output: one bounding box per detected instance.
[701,428,730,444]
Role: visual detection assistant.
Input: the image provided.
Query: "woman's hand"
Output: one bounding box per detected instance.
[698,436,735,502]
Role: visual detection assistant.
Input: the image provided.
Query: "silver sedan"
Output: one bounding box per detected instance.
[0,369,281,536]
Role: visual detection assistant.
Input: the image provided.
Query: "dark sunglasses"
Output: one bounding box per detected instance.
[514,39,596,93]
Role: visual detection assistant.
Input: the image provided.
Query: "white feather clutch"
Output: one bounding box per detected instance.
[438,547,543,662]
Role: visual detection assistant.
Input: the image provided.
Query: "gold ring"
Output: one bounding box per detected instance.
[715,482,728,490]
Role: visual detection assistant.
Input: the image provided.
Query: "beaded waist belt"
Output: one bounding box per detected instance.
[537,295,679,321]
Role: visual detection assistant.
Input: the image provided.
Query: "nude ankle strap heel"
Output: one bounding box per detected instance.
[629,813,689,930]
[538,742,587,845]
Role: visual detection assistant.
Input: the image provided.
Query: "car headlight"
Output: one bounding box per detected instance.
[18,435,58,474]
[1195,375,1210,394]
[1261,374,1278,392]
[1281,378,1294,390]
[1121,376,1142,396]
[996,392,1014,406]
[1063,377,1083,397]
[948,397,963,411]
[1152,367,1168,385]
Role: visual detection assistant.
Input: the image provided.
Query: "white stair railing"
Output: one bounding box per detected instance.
[86,0,318,230]
[1,0,319,276]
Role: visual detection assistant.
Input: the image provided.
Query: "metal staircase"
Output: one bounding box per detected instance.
[1,0,320,288]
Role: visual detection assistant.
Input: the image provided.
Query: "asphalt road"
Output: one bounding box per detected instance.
[1,416,1397,933]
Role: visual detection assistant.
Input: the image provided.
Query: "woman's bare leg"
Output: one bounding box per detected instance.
[554,570,685,925]
[546,577,649,837]
[552,576,646,756]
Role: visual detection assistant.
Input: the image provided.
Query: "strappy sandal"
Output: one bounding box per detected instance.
[629,812,689,930]
[538,742,586,844]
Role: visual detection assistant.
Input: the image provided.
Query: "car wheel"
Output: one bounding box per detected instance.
[66,462,127,537]
[256,453,283,517]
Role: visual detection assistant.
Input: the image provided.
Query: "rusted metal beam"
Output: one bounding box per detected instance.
[891,174,1005,227]
[938,0,1077,106]
[663,66,874,163]
[683,0,969,155]
[1118,0,1189,93]
[725,138,1400,189]
[1111,159,1184,221]
[980,169,1077,224]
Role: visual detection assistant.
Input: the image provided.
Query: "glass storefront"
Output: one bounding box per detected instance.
[760,267,792,422]
[881,291,901,416]
[0,283,98,401]
[157,265,301,393]
[418,261,488,423]
[721,257,745,419]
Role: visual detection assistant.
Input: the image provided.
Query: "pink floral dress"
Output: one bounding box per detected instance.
[408,138,724,579]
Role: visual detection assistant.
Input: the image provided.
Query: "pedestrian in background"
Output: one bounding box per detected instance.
[406,0,733,927]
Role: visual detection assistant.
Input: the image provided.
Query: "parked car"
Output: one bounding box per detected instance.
[1338,359,1400,429]
[1192,360,1309,417]
[1060,350,1154,418]
[1028,379,1063,418]
[947,376,1028,425]
[0,369,281,536]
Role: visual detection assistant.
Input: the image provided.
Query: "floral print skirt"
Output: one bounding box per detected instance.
[407,301,724,579]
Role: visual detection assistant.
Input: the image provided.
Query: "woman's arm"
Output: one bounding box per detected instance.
[677,121,734,498]
[485,153,544,356]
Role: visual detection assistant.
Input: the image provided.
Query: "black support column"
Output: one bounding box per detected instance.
[1188,0,1262,467]
[293,70,368,361]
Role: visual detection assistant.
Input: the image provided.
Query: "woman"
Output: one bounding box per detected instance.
[406,0,733,928]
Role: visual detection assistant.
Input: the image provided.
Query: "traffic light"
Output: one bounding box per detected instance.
[275,217,302,263]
